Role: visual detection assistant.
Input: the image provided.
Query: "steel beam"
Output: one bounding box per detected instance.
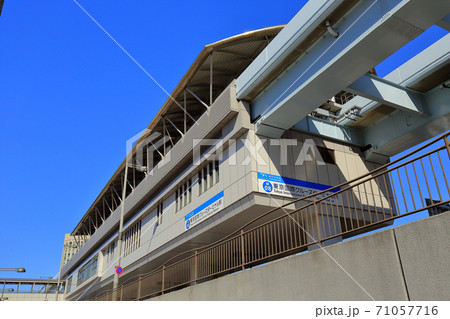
[294,116,363,145]
[89,215,97,231]
[164,116,184,138]
[132,161,136,188]
[102,200,107,220]
[112,186,122,203]
[239,0,449,138]
[110,188,115,210]
[339,33,450,126]
[82,223,90,236]
[147,138,164,159]
[95,207,104,223]
[165,124,175,147]
[347,74,427,115]
[73,234,81,250]
[363,86,450,163]
[103,198,113,214]
[186,88,209,110]
[294,86,449,164]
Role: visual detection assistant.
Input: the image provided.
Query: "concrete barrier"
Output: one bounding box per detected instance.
[394,211,450,300]
[149,212,449,301]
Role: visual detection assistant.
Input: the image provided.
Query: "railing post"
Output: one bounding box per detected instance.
[161,266,165,295]
[137,277,142,301]
[314,198,322,247]
[445,136,450,159]
[240,230,245,270]
[194,251,198,284]
[44,283,48,301]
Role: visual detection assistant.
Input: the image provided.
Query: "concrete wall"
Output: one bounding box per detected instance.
[150,212,450,301]
[394,211,450,300]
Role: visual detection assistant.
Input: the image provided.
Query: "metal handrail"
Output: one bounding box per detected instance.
[91,131,450,300]
[158,131,450,267]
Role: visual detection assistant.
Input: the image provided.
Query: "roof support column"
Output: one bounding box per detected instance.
[183,90,187,134]
[186,88,210,111]
[88,215,97,232]
[121,172,134,191]
[163,120,175,147]
[147,138,164,159]
[112,186,122,204]
[102,200,107,219]
[73,234,81,250]
[163,118,166,156]
[164,116,184,139]
[110,188,116,210]
[132,161,136,188]
[210,52,213,106]
[82,223,90,237]
[96,207,104,223]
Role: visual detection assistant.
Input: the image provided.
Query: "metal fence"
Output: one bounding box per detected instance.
[92,132,450,301]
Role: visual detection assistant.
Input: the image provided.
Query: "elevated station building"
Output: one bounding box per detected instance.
[60,0,450,301]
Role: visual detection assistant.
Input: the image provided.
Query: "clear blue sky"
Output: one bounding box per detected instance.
[0,1,447,280]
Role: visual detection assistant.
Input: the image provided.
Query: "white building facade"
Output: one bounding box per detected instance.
[61,27,395,301]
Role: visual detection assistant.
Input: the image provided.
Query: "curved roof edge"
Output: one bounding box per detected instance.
[71,25,285,236]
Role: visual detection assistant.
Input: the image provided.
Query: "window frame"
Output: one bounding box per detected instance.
[77,254,98,286]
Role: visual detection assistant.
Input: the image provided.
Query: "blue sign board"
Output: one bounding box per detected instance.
[184,191,224,231]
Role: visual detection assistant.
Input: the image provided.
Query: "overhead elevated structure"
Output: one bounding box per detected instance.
[340,34,450,162]
[293,33,450,163]
[237,0,450,163]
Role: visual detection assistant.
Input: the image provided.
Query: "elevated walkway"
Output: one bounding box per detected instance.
[0,278,63,301]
